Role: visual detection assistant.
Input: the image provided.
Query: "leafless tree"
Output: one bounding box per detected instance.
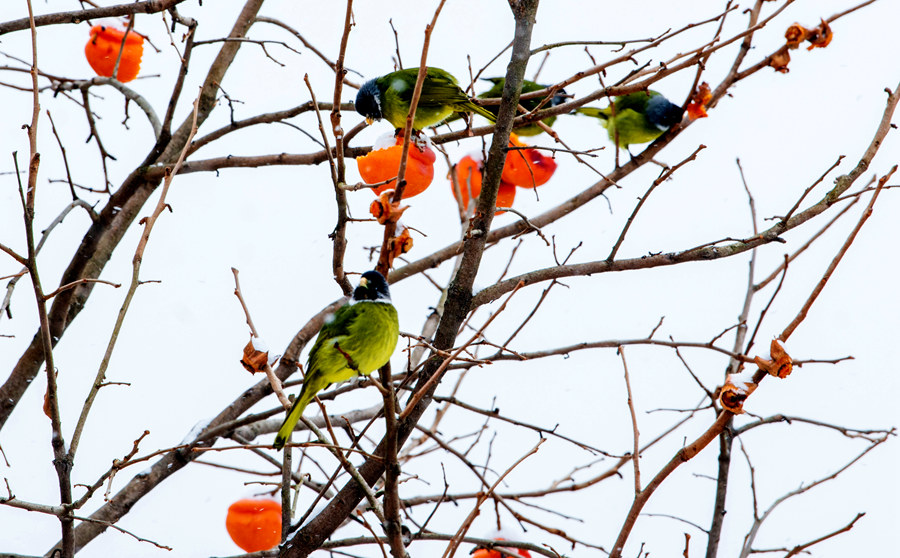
[0,1,896,557]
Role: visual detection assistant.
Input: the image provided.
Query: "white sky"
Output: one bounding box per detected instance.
[0,0,898,556]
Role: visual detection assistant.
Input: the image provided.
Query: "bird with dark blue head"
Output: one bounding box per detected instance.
[575,90,683,149]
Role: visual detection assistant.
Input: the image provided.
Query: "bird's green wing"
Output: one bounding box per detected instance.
[305,302,355,372]
[273,301,399,450]
[319,302,355,337]
[445,77,507,125]
[416,69,496,123]
[479,77,505,99]
[377,67,461,110]
[417,70,468,107]
[606,108,665,147]
[517,80,551,112]
[273,303,355,449]
[478,78,544,113]
[612,91,657,114]
[578,92,663,146]
[476,78,560,135]
[306,301,398,386]
[479,78,544,104]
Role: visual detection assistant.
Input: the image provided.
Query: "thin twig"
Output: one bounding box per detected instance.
[42,278,120,300]
[68,93,202,460]
[231,267,291,410]
[782,513,866,558]
[607,145,705,261]
[442,440,545,558]
[619,347,641,494]
[22,2,74,554]
[779,165,896,342]
[399,281,524,421]
[328,0,355,295]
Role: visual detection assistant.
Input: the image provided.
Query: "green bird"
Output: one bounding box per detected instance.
[474,77,568,136]
[576,91,683,150]
[355,67,496,130]
[273,271,399,450]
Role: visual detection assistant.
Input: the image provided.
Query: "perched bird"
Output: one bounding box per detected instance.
[576,91,683,149]
[475,77,568,136]
[355,67,496,130]
[273,271,399,450]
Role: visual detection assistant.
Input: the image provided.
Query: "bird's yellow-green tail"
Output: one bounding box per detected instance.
[466,101,497,123]
[575,106,610,125]
[273,375,327,450]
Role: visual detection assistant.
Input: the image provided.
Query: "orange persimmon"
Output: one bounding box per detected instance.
[452,155,483,206]
[501,135,556,188]
[451,155,515,215]
[357,133,436,198]
[225,498,281,552]
[85,24,144,83]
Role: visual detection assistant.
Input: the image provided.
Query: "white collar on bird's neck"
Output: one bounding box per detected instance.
[348,297,392,306]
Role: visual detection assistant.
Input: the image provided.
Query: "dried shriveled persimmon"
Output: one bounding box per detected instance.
[754,339,793,378]
[686,82,712,120]
[369,189,408,225]
[85,24,144,83]
[783,19,832,56]
[240,337,269,373]
[357,133,436,198]
[501,134,556,188]
[451,155,516,215]
[785,24,810,48]
[719,372,758,414]
[769,48,791,73]
[225,499,281,552]
[806,19,833,50]
[385,225,414,267]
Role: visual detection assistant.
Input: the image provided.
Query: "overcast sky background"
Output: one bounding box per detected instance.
[0,0,898,556]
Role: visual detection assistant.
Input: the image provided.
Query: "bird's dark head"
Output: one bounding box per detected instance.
[356,79,383,125]
[645,94,683,131]
[353,270,391,303]
[550,88,569,107]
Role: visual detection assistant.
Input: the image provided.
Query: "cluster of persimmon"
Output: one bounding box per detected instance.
[225,498,282,552]
[357,131,557,217]
[84,23,144,83]
[451,134,556,215]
